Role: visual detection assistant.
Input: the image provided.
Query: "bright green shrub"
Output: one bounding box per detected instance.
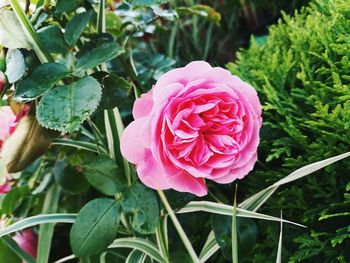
[227,0,350,261]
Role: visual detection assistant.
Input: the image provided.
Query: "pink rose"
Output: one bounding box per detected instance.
[0,106,16,193]
[13,229,38,259]
[121,61,262,196]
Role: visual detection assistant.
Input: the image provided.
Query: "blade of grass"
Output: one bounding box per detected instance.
[239,151,350,212]
[37,185,60,263]
[232,185,238,263]
[9,0,52,63]
[276,212,283,263]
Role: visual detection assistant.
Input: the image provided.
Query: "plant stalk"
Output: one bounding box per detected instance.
[157,190,200,263]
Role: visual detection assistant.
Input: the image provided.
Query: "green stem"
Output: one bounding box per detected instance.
[10,0,53,63]
[157,190,200,263]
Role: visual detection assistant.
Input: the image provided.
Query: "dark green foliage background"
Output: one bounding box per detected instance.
[227,0,350,261]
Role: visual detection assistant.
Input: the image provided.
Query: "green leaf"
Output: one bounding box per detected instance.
[70,198,121,257]
[76,42,124,72]
[108,237,166,263]
[0,238,20,263]
[53,160,90,194]
[1,187,29,215]
[211,216,257,261]
[15,63,70,102]
[56,0,85,13]
[128,0,169,6]
[37,76,102,132]
[0,10,30,49]
[105,11,123,38]
[83,154,126,196]
[176,5,221,26]
[38,26,69,54]
[64,10,93,47]
[101,74,131,109]
[121,183,160,234]
[0,214,76,238]
[5,49,26,83]
[1,236,36,263]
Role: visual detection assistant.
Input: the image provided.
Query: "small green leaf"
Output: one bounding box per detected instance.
[176,5,221,26]
[0,10,30,49]
[106,11,123,38]
[56,0,85,13]
[76,42,124,72]
[70,198,121,257]
[37,76,102,133]
[121,183,160,234]
[83,154,126,196]
[64,10,93,47]
[38,26,68,54]
[128,0,169,6]
[5,49,26,83]
[15,63,70,102]
[1,187,29,215]
[101,74,131,109]
[53,160,90,194]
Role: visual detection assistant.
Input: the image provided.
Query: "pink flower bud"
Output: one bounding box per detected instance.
[13,229,38,259]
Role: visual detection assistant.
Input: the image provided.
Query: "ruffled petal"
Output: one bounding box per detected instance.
[136,150,171,190]
[120,117,149,164]
[167,171,208,197]
[133,91,154,119]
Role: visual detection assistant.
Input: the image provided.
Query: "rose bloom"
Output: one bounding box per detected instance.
[13,229,38,259]
[121,61,262,196]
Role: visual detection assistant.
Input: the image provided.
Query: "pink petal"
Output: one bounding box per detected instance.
[154,61,212,90]
[167,171,208,197]
[136,150,170,190]
[212,153,257,183]
[120,117,149,164]
[133,91,154,119]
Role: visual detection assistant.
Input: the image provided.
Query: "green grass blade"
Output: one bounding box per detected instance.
[108,237,166,263]
[52,138,105,153]
[276,212,283,263]
[9,0,52,63]
[232,185,238,263]
[53,255,75,263]
[239,151,350,212]
[126,250,147,263]
[199,231,220,262]
[0,214,77,237]
[177,201,305,227]
[37,185,60,263]
[156,215,169,260]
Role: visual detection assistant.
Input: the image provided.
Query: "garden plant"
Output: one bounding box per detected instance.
[0,0,349,262]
